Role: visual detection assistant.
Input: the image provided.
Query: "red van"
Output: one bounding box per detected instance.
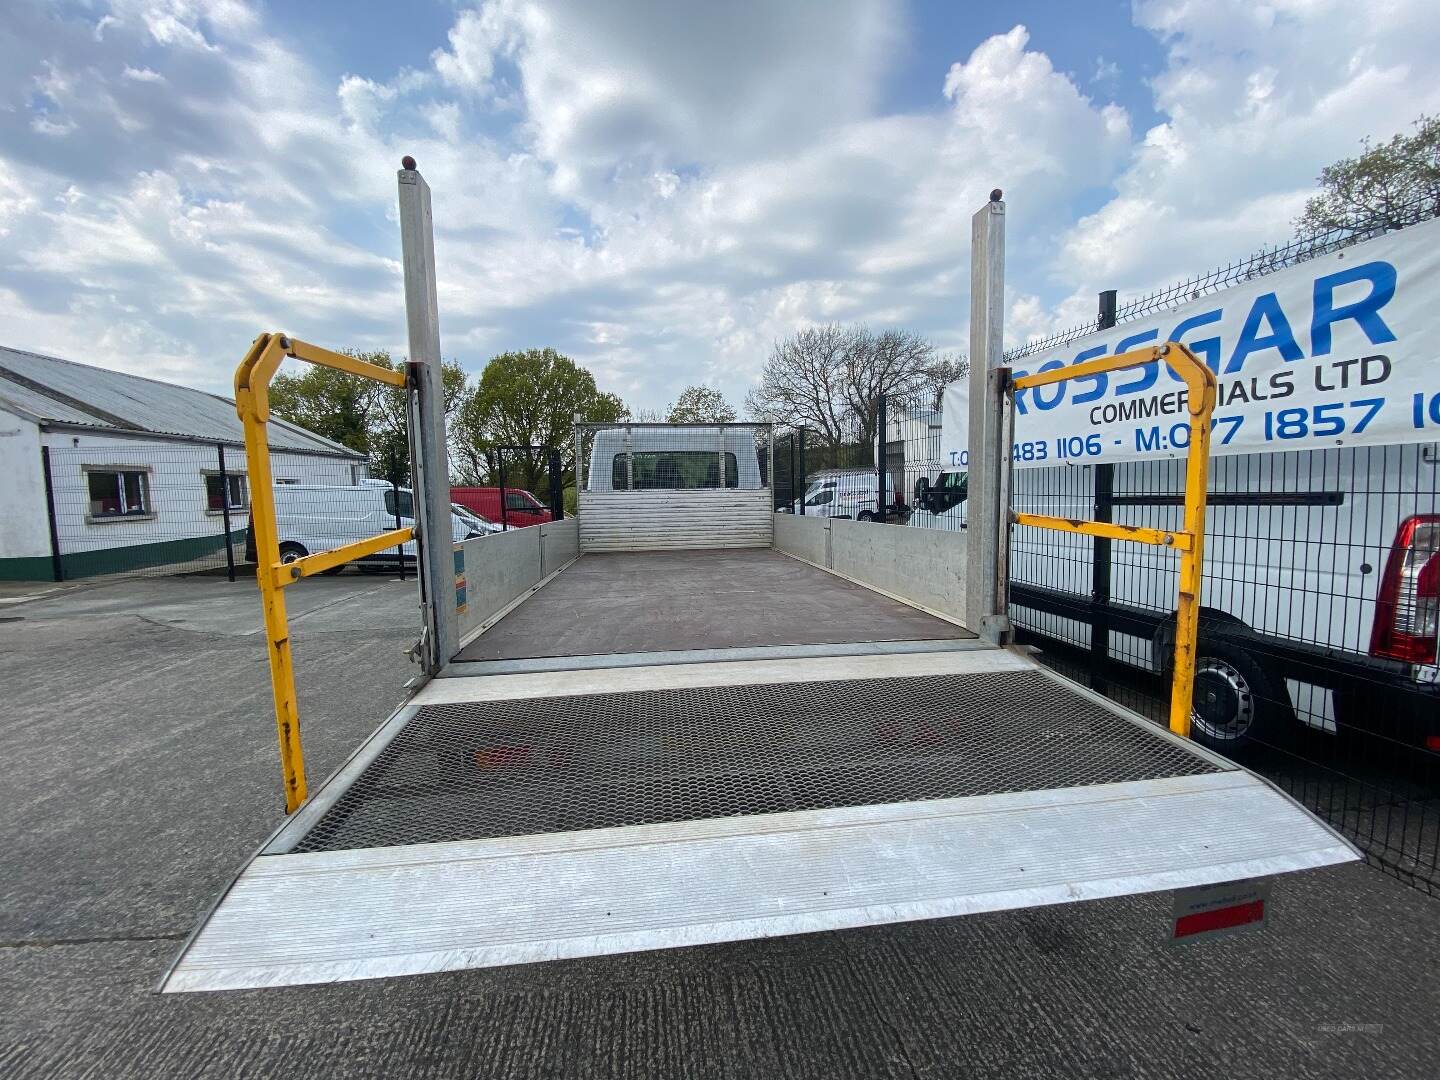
[451,486,552,527]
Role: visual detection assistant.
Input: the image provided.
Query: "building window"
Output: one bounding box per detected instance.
[204,472,248,512]
[86,468,151,519]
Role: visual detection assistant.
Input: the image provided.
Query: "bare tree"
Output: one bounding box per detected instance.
[923,352,969,409]
[745,324,854,445]
[840,327,936,450]
[747,324,960,450]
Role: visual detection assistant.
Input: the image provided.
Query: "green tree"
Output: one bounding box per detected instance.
[666,385,737,423]
[452,348,627,503]
[268,365,371,455]
[360,352,467,482]
[1296,115,1440,235]
[268,350,465,482]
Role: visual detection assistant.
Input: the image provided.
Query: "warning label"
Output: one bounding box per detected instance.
[1172,878,1272,942]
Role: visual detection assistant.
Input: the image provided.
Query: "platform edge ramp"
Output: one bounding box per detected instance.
[162,771,1358,993]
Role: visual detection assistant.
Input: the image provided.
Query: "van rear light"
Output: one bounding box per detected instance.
[1370,515,1440,663]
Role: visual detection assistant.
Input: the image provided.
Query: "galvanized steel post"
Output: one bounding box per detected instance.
[397,159,456,674]
[965,191,1011,642]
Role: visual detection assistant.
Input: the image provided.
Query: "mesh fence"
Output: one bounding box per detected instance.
[768,402,931,523]
[38,441,415,581]
[452,444,565,528]
[896,200,1440,895]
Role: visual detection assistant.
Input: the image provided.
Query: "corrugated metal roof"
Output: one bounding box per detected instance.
[0,376,112,426]
[0,346,365,458]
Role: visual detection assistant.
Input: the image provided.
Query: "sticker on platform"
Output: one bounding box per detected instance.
[1171,878,1272,942]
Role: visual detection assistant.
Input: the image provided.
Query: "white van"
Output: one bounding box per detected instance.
[260,481,484,571]
[586,426,765,491]
[911,445,1439,755]
[793,469,903,520]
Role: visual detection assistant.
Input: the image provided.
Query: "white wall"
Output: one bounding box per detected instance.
[40,430,363,556]
[0,406,50,560]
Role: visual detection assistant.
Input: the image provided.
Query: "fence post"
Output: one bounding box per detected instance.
[548,448,564,520]
[767,425,775,507]
[876,395,887,524]
[391,464,406,580]
[573,413,584,500]
[797,427,807,515]
[788,430,797,512]
[217,443,237,583]
[496,451,509,531]
[40,446,64,583]
[1090,289,1118,691]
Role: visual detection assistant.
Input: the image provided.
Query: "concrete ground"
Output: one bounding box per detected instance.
[2,574,1438,1078]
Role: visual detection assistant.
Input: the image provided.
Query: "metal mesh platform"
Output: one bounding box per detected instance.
[291,670,1222,853]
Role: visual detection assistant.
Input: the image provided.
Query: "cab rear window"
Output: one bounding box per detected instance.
[611,452,738,490]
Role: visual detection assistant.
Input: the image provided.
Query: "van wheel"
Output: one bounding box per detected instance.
[278,542,308,564]
[857,511,874,522]
[1188,638,1283,753]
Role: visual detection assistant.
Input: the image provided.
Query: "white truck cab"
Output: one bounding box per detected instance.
[586,426,765,491]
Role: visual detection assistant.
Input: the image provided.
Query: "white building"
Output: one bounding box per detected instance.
[0,345,367,581]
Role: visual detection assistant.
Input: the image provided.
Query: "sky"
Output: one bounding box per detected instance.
[3,0,1439,414]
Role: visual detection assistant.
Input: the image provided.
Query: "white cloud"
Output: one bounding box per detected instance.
[432,4,517,95]
[1057,0,1440,298]
[3,0,1440,412]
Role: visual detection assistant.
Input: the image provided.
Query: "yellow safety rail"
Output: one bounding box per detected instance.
[1009,341,1217,738]
[235,332,415,812]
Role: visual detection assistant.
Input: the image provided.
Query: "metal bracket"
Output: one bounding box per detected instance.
[979,614,1013,646]
[406,625,430,666]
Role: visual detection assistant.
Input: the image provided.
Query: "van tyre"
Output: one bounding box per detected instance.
[278,542,308,564]
[1188,637,1284,754]
[857,511,874,522]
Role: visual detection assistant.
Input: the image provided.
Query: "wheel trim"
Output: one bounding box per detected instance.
[1190,658,1256,742]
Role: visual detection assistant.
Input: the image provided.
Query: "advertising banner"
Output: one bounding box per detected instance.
[941,216,1440,470]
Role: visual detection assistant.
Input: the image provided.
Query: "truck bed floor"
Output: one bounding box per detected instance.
[452,549,972,662]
